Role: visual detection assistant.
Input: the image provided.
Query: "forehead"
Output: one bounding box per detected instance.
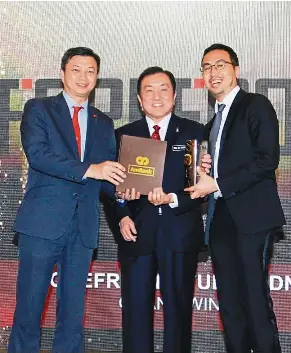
[202,49,231,63]
[66,55,97,68]
[141,72,172,88]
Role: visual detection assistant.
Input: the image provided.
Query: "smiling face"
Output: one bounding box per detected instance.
[61,55,98,104]
[137,72,176,123]
[202,49,240,102]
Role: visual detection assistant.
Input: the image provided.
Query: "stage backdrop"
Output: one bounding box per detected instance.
[0,1,291,352]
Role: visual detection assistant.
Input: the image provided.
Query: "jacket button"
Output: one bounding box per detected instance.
[73,193,78,196]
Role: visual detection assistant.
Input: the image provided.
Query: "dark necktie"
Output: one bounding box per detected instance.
[72,106,83,158]
[205,103,226,245]
[209,103,226,160]
[151,125,161,140]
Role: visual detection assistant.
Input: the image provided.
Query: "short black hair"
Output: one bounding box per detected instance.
[137,66,176,95]
[61,47,101,73]
[202,44,239,67]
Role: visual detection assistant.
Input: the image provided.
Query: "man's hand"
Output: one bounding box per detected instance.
[201,153,212,174]
[120,216,137,242]
[148,187,174,206]
[116,188,141,201]
[184,166,218,199]
[84,161,126,185]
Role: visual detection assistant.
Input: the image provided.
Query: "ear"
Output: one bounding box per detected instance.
[137,95,143,108]
[173,92,177,103]
[235,65,240,79]
[60,69,65,84]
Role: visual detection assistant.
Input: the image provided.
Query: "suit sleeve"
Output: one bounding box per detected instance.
[217,95,280,198]
[100,119,119,199]
[21,99,90,183]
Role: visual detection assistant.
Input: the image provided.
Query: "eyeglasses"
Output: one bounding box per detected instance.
[200,59,233,73]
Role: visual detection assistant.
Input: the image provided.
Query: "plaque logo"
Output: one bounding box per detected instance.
[128,156,155,177]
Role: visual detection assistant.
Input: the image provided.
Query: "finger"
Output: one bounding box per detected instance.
[148,191,153,202]
[109,172,125,184]
[107,176,120,186]
[130,188,136,200]
[155,188,163,203]
[129,222,137,235]
[111,161,126,172]
[136,191,141,199]
[197,166,206,176]
[113,167,127,179]
[124,189,131,200]
[190,191,202,199]
[184,186,195,192]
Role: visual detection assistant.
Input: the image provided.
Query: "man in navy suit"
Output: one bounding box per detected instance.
[186,44,286,353]
[114,67,210,353]
[8,47,126,353]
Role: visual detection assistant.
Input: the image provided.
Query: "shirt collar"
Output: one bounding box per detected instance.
[145,112,172,130]
[215,85,240,112]
[62,91,88,110]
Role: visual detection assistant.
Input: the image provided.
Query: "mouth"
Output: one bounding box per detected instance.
[152,103,163,107]
[76,83,88,88]
[209,78,223,88]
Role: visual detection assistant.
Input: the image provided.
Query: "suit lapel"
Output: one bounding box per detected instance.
[52,93,79,159]
[133,118,151,138]
[219,89,246,153]
[84,105,97,160]
[165,114,181,157]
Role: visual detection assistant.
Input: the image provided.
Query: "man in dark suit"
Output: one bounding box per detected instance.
[114,66,210,353]
[186,44,286,353]
[8,47,127,353]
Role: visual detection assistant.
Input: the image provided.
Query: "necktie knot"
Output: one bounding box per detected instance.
[151,125,161,140]
[153,125,160,133]
[218,103,226,113]
[73,106,83,114]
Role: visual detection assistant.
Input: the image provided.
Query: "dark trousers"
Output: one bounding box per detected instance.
[210,198,281,353]
[8,211,93,353]
[120,228,198,353]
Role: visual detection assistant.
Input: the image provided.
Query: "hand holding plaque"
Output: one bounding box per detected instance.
[116,135,167,195]
[184,140,208,186]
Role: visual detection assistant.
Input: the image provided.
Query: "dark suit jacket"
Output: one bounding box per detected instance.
[114,114,205,256]
[206,89,286,233]
[13,92,116,248]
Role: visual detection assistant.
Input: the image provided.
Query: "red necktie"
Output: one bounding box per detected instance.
[151,125,161,140]
[72,106,83,157]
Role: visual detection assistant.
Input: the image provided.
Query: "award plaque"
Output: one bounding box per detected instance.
[116,135,167,195]
[184,140,208,186]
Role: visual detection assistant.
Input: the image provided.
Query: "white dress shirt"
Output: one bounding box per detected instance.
[145,114,178,208]
[213,85,240,198]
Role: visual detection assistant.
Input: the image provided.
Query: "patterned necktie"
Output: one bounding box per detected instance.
[151,125,161,140]
[72,106,83,157]
[205,103,226,245]
[209,103,226,160]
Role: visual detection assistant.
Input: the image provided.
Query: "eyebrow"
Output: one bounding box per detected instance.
[202,59,224,65]
[143,83,169,89]
[71,64,96,70]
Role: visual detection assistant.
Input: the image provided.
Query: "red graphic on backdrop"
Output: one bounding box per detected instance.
[1,260,290,332]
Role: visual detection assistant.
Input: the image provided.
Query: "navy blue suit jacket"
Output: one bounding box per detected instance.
[114,114,205,256]
[14,93,116,249]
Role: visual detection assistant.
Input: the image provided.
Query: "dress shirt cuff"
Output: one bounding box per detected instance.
[169,193,179,208]
[215,178,223,197]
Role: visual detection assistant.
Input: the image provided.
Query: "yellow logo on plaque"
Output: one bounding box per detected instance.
[128,156,155,176]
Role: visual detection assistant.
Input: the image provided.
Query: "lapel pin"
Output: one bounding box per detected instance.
[93,114,97,118]
[176,127,179,132]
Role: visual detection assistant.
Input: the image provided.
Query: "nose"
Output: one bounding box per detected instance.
[78,70,87,80]
[152,90,161,100]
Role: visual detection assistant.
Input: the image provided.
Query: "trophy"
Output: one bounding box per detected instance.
[184,140,208,186]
